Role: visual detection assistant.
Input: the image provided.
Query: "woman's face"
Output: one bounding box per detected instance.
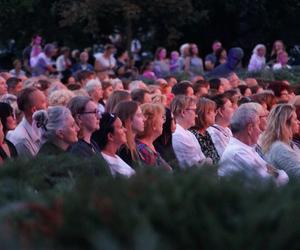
[0,121,4,143]
[220,99,234,125]
[290,111,299,136]
[60,115,79,145]
[257,47,266,57]
[159,49,167,60]
[153,111,165,137]
[0,77,7,95]
[132,107,145,133]
[191,44,198,55]
[221,49,227,59]
[6,114,16,131]
[79,101,100,133]
[275,41,284,52]
[244,88,252,97]
[205,109,216,127]
[111,118,127,147]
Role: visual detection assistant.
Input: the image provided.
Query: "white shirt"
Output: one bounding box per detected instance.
[7,117,42,158]
[207,124,232,157]
[32,52,52,76]
[101,152,135,178]
[272,63,291,70]
[219,137,288,185]
[56,55,70,72]
[172,124,206,168]
[248,54,266,72]
[94,53,116,71]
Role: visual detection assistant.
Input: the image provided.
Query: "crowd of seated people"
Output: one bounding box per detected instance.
[0,36,299,186]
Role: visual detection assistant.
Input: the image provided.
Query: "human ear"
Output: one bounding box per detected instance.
[107,132,114,142]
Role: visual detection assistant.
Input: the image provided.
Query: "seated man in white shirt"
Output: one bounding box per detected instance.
[170,95,212,169]
[218,102,288,185]
[7,87,47,158]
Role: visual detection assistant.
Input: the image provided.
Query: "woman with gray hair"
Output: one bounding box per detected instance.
[34,106,79,156]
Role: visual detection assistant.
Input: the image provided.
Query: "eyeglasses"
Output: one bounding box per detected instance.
[185,108,196,112]
[79,109,101,118]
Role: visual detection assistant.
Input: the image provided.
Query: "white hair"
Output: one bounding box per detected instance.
[128,80,147,92]
[85,79,102,94]
[48,89,75,107]
[33,106,71,140]
[230,102,262,134]
[110,78,123,89]
[252,44,266,55]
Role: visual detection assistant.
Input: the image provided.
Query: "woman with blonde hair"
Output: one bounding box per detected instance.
[113,100,145,167]
[136,103,172,170]
[259,104,300,177]
[289,96,300,148]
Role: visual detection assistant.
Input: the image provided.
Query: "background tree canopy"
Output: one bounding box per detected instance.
[1,0,300,57]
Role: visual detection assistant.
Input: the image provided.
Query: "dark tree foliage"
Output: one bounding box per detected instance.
[0,0,300,56]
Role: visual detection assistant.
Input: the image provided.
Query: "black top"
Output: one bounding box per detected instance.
[37,141,66,156]
[117,144,142,169]
[69,139,108,170]
[69,139,101,158]
[0,139,18,160]
[189,129,220,164]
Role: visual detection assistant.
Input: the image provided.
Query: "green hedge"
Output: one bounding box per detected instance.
[0,156,299,249]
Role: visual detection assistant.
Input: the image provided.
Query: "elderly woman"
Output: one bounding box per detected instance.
[34,106,79,156]
[189,98,219,164]
[259,104,300,177]
[136,103,172,171]
[93,112,135,177]
[248,44,267,72]
[114,101,145,167]
[68,96,104,159]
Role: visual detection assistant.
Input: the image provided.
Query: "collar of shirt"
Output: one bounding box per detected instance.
[22,117,42,143]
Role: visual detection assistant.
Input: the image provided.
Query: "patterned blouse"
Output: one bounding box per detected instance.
[189,129,220,164]
[136,140,172,171]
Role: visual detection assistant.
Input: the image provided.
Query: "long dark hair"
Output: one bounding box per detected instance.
[92,112,117,150]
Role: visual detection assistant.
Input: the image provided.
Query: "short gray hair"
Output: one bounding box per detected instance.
[33,106,72,140]
[230,102,262,134]
[48,89,75,107]
[85,79,102,94]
